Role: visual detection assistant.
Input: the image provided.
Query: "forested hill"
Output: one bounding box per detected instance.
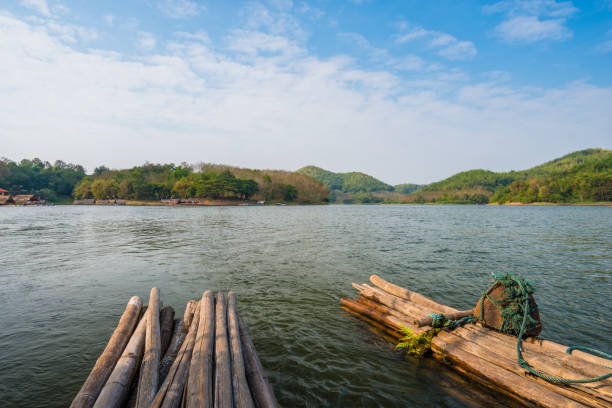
[297,165,394,192]
[0,160,329,204]
[0,158,85,201]
[73,163,329,204]
[415,148,611,203]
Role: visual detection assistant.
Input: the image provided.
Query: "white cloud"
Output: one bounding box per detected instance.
[46,21,98,43]
[396,28,429,43]
[496,16,571,42]
[0,13,610,184]
[483,0,577,17]
[156,0,201,19]
[295,2,324,20]
[20,0,50,16]
[104,14,114,26]
[396,26,477,61]
[136,31,157,49]
[175,30,210,44]
[485,0,577,43]
[392,55,425,71]
[242,2,304,39]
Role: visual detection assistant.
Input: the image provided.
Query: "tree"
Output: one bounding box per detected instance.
[90,180,107,199]
[94,165,110,175]
[283,184,298,201]
[119,180,134,199]
[73,180,93,199]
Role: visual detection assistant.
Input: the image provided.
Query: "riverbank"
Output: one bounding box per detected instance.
[381,201,612,206]
[488,201,612,207]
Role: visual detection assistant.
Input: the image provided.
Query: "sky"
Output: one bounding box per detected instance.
[1,0,611,184]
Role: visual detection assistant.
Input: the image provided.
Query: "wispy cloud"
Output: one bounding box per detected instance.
[496,16,571,42]
[46,21,98,43]
[156,0,202,19]
[137,31,157,49]
[295,2,324,20]
[20,0,50,16]
[484,0,577,43]
[0,12,610,183]
[396,26,477,61]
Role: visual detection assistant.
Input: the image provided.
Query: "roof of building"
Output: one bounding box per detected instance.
[0,188,8,193]
[13,194,36,201]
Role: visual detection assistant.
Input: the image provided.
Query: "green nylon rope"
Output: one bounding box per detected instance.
[489,275,611,384]
[432,274,611,384]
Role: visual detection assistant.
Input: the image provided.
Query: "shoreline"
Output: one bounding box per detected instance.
[381,201,612,207]
[2,200,610,207]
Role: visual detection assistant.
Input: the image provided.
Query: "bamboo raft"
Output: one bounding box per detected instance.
[341,275,612,408]
[71,288,278,408]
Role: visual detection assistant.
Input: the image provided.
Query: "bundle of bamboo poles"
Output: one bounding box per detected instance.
[71,288,278,408]
[342,275,612,408]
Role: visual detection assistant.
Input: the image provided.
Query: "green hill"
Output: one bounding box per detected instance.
[394,183,422,194]
[414,148,611,203]
[297,165,394,193]
[71,163,329,204]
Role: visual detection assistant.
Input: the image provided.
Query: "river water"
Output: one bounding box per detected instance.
[0,205,610,407]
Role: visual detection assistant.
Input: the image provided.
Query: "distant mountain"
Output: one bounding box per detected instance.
[415,148,611,204]
[297,165,394,193]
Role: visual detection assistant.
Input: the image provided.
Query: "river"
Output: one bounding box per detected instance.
[0,205,610,407]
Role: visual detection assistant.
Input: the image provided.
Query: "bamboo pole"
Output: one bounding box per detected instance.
[363,283,435,317]
[352,283,429,321]
[237,316,279,408]
[71,296,143,408]
[454,326,612,401]
[93,309,149,408]
[228,292,255,408]
[136,287,161,408]
[348,281,611,406]
[461,323,612,383]
[122,306,150,408]
[416,310,474,327]
[370,274,458,314]
[340,297,425,334]
[183,300,198,329]
[354,296,428,331]
[523,337,612,369]
[432,331,589,408]
[214,292,233,408]
[160,301,197,384]
[186,291,215,408]
[152,302,202,408]
[160,306,176,357]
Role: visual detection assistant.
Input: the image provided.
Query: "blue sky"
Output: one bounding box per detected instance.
[1,0,611,184]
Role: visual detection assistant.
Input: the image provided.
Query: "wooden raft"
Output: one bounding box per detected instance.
[341,275,612,408]
[71,288,279,408]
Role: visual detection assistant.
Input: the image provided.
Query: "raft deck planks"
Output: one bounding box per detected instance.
[72,289,279,408]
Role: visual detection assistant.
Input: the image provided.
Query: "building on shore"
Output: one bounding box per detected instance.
[74,199,95,205]
[13,194,37,205]
[0,196,14,205]
[0,188,8,196]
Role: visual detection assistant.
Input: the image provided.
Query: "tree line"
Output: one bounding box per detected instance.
[0,158,86,201]
[73,164,262,201]
[491,155,611,203]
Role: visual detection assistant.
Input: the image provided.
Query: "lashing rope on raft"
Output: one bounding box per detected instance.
[426,274,612,384]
